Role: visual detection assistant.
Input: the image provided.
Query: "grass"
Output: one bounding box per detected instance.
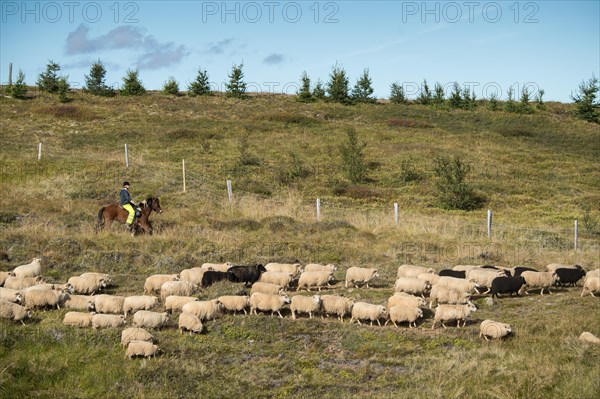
[0,90,599,398]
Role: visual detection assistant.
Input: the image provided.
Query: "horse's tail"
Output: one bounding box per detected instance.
[96,207,106,230]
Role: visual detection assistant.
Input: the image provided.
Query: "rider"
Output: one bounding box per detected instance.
[119,181,140,231]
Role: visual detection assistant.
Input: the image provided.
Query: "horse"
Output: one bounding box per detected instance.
[97,197,163,235]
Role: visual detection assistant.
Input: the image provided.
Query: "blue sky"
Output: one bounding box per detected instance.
[1,1,598,101]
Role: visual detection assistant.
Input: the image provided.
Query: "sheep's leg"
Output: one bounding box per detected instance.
[431,321,436,330]
[291,311,296,320]
[442,322,447,329]
[483,288,491,294]
[376,319,381,326]
[277,311,283,318]
[457,320,460,328]
[591,292,596,298]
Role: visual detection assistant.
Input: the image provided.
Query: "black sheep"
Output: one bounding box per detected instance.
[490,276,526,299]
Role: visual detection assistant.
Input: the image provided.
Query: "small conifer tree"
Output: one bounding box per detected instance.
[313,79,326,100]
[326,64,350,104]
[188,68,212,96]
[120,69,146,96]
[535,89,545,110]
[163,77,180,96]
[84,60,114,96]
[449,83,462,109]
[433,82,445,106]
[37,60,61,93]
[56,76,70,103]
[296,71,314,102]
[339,127,367,183]
[352,69,375,103]
[8,69,27,99]
[571,76,599,123]
[226,63,247,99]
[487,92,499,111]
[505,87,517,112]
[417,79,432,105]
[389,82,407,104]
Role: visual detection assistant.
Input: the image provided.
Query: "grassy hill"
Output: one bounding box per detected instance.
[0,91,599,398]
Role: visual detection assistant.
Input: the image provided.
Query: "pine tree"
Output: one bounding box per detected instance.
[120,69,146,96]
[449,83,462,109]
[505,87,517,112]
[462,87,477,110]
[487,92,499,111]
[571,76,599,123]
[188,68,212,96]
[37,60,61,93]
[225,63,247,99]
[326,64,350,104]
[56,76,70,103]
[163,77,180,96]
[313,79,326,100]
[352,69,375,103]
[433,82,445,106]
[296,71,314,102]
[389,82,407,104]
[8,69,27,99]
[339,127,367,183]
[84,60,114,96]
[518,87,533,114]
[535,89,545,110]
[417,79,432,105]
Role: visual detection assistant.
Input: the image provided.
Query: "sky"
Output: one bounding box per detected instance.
[1,0,598,102]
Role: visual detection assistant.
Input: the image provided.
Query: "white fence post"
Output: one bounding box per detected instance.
[124,144,129,168]
[574,220,578,251]
[227,179,233,204]
[182,159,186,193]
[37,142,42,161]
[394,203,399,225]
[316,198,321,221]
[487,209,492,239]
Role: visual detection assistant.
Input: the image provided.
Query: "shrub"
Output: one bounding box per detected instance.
[313,79,326,100]
[120,69,146,96]
[433,156,484,210]
[8,69,27,99]
[339,127,367,183]
[163,77,180,96]
[571,75,599,123]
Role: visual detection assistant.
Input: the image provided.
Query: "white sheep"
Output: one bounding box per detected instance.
[259,272,295,289]
[126,341,160,359]
[12,258,42,279]
[22,289,69,310]
[182,299,222,321]
[345,267,379,288]
[417,273,441,286]
[63,311,95,328]
[386,306,423,328]
[585,269,600,280]
[290,295,321,319]
[397,264,435,279]
[297,271,334,292]
[0,287,23,303]
[68,275,106,295]
[0,271,16,286]
[160,281,195,301]
[432,303,477,329]
[521,271,557,295]
[578,332,600,344]
[201,262,232,272]
[386,292,427,310]
[178,313,204,335]
[393,277,431,297]
[4,276,44,290]
[304,264,337,273]
[466,269,506,294]
[123,296,159,316]
[64,294,96,311]
[545,263,577,273]
[436,276,480,294]
[133,310,169,329]
[452,265,480,272]
[429,285,471,309]
[320,295,355,322]
[80,272,112,286]
[143,274,179,294]
[121,327,154,347]
[250,282,284,295]
[94,294,126,314]
[581,277,600,297]
[20,283,70,293]
[91,313,126,329]
[265,262,301,276]
[249,292,290,318]
[217,295,250,315]
[164,295,199,313]
[180,267,207,286]
[0,299,31,324]
[350,302,387,326]
[479,319,512,341]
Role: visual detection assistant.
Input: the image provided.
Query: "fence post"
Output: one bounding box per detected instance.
[487,209,492,239]
[124,144,129,168]
[316,198,321,221]
[37,142,42,161]
[394,203,399,225]
[8,63,13,86]
[182,159,186,193]
[226,179,233,204]
[574,220,578,251]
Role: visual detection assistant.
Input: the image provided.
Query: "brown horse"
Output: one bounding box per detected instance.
[97,197,163,235]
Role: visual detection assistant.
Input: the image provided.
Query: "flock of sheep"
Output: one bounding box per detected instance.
[1,258,600,358]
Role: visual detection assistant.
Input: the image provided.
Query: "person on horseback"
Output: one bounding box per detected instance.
[120,182,140,231]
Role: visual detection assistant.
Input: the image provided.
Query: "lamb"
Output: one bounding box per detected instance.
[133,310,170,329]
[345,267,379,288]
[180,267,207,286]
[0,299,32,324]
[63,311,95,328]
[521,271,557,295]
[121,327,154,347]
[264,262,302,276]
[386,292,427,310]
[68,275,106,295]
[297,271,334,291]
[201,262,232,272]
[466,269,506,294]
[80,272,112,286]
[0,271,16,286]
[304,263,337,273]
[126,341,160,359]
[436,276,480,294]
[428,285,470,309]
[123,296,159,316]
[22,289,69,310]
[217,295,250,315]
[249,292,290,318]
[144,274,179,294]
[393,277,431,297]
[431,303,477,329]
[397,264,435,279]
[259,272,295,289]
[350,302,387,326]
[93,294,125,314]
[164,295,199,313]
[12,258,42,278]
[64,294,96,311]
[417,273,441,286]
[0,287,23,303]
[479,319,512,341]
[250,282,285,295]
[290,295,321,319]
[182,299,222,321]
[91,313,126,329]
[4,276,44,290]
[578,332,600,344]
[386,306,423,328]
[178,313,204,335]
[160,281,195,301]
[320,295,355,322]
[581,277,600,297]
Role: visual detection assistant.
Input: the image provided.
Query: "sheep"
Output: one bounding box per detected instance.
[417,273,441,286]
[250,282,285,296]
[228,264,266,285]
[290,295,321,319]
[393,277,431,297]
[126,341,160,359]
[249,292,290,318]
[304,263,337,273]
[12,258,42,279]
[64,295,95,311]
[68,275,106,295]
[397,264,435,279]
[160,281,195,301]
[297,271,334,291]
[490,276,526,298]
[80,272,112,286]
[436,276,480,294]
[466,269,506,294]
[21,283,72,293]
[121,327,154,347]
[521,271,557,295]
[452,265,480,272]
[182,299,222,321]
[578,332,600,344]
[180,267,207,286]
[123,296,159,316]
[479,319,512,341]
[178,313,204,335]
[218,295,250,315]
[554,268,586,287]
[133,310,170,329]
[350,302,387,326]
[510,266,539,276]
[91,314,126,329]
[201,262,232,272]
[265,262,302,276]
[581,277,600,297]
[545,263,580,273]
[386,292,427,310]
[432,303,477,329]
[0,287,23,303]
[428,285,471,309]
[201,271,231,287]
[345,267,379,288]
[4,276,44,290]
[94,295,126,314]
[585,269,600,280]
[438,269,466,279]
[143,274,179,294]
[22,289,69,310]
[0,299,31,324]
[164,295,199,313]
[320,295,355,322]
[386,306,423,328]
[0,271,16,286]
[259,272,295,289]
[63,311,95,328]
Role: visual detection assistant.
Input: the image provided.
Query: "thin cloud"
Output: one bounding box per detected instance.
[206,38,234,54]
[262,53,286,65]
